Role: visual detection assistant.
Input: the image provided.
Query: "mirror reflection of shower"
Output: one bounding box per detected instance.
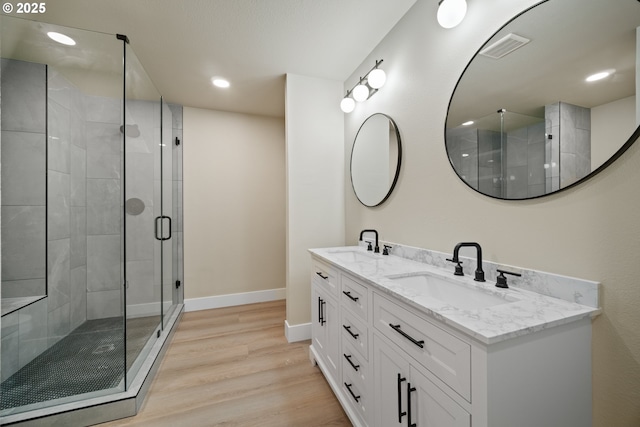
[446,102,591,198]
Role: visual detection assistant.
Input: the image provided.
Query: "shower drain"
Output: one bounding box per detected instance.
[93,344,116,354]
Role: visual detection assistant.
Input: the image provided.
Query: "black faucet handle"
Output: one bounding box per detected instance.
[382,245,392,255]
[366,241,373,251]
[496,269,522,289]
[446,258,464,276]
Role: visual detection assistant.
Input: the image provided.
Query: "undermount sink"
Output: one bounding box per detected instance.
[387,273,517,310]
[328,249,376,263]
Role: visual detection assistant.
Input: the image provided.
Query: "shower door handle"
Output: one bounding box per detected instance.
[155,216,172,241]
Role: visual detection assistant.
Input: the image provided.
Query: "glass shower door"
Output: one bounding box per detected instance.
[123,42,162,387]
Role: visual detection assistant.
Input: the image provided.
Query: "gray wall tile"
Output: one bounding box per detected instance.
[1,206,46,280]
[1,131,46,206]
[1,278,46,298]
[87,179,121,235]
[70,206,87,269]
[87,234,121,292]
[47,238,70,312]
[71,145,87,207]
[48,100,71,173]
[70,266,87,330]
[87,289,121,320]
[0,59,46,132]
[48,170,70,240]
[86,122,122,179]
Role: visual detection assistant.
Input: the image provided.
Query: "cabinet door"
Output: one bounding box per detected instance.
[373,335,410,427]
[409,366,470,427]
[312,284,340,379]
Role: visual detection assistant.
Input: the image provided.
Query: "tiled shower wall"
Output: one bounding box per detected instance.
[47,67,88,341]
[1,59,46,299]
[1,59,48,381]
[546,101,591,188]
[505,121,546,199]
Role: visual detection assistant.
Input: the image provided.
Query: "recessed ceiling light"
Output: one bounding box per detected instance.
[586,70,614,82]
[47,31,76,46]
[212,78,230,88]
[462,120,474,126]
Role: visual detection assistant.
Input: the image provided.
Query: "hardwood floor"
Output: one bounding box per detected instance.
[98,300,351,427]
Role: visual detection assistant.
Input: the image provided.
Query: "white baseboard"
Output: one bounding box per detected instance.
[285,320,311,342]
[184,288,286,312]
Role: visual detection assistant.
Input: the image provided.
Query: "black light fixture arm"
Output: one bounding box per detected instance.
[343,59,384,98]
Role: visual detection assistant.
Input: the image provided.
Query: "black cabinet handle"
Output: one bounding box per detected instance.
[344,383,360,402]
[342,290,359,302]
[316,272,329,280]
[389,324,424,348]
[318,297,326,325]
[407,382,416,427]
[342,325,359,340]
[343,354,360,372]
[397,374,407,422]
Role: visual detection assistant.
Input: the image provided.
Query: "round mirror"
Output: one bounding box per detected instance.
[350,113,402,207]
[446,0,640,199]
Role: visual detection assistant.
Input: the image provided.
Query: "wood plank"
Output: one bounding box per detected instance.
[97,301,351,426]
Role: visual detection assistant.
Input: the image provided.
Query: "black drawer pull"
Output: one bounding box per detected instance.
[342,291,359,302]
[316,272,329,280]
[343,354,360,372]
[342,324,359,339]
[389,323,424,348]
[344,383,361,402]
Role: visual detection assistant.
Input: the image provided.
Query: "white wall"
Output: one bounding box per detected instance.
[285,74,345,326]
[183,107,285,302]
[344,1,640,426]
[591,95,635,168]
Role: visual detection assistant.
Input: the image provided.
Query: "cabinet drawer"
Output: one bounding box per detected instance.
[343,363,371,426]
[312,258,339,296]
[341,310,369,360]
[342,340,370,392]
[373,292,471,401]
[341,274,369,321]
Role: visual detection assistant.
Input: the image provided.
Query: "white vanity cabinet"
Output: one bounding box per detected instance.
[311,259,340,380]
[309,252,594,427]
[373,334,470,427]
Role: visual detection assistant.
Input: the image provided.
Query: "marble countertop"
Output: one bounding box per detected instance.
[310,246,600,345]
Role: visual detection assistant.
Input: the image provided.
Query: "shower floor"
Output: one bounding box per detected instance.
[0,315,160,411]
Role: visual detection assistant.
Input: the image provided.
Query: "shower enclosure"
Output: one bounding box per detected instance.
[0,15,184,425]
[446,103,591,199]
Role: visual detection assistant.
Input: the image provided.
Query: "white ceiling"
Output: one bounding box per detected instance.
[18,0,417,117]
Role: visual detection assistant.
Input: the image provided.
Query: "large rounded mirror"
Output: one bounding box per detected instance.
[351,113,402,207]
[446,0,640,199]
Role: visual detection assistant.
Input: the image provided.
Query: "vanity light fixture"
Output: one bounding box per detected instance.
[340,59,385,113]
[437,0,467,29]
[47,31,76,46]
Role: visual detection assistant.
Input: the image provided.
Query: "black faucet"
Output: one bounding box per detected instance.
[447,242,485,282]
[359,229,379,253]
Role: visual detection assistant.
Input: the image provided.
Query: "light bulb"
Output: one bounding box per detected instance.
[340,97,355,113]
[437,0,467,29]
[352,84,369,102]
[367,68,386,89]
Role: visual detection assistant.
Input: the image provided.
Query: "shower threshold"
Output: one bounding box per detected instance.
[0,305,183,426]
